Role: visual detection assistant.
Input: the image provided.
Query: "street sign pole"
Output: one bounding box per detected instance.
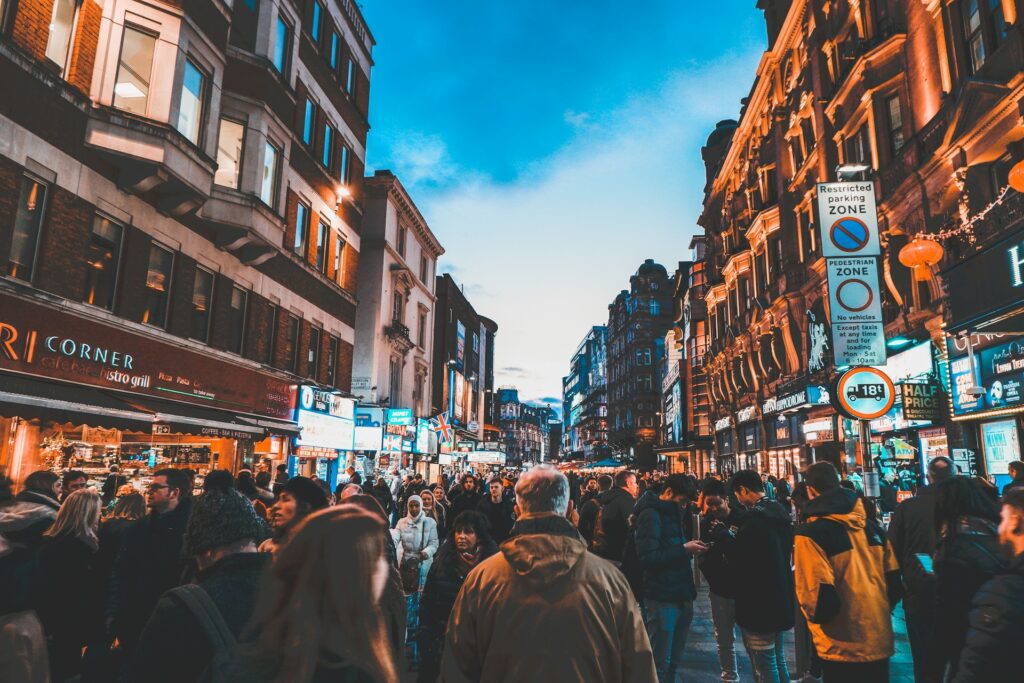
[859,419,880,497]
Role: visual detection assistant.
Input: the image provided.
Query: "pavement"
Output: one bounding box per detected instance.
[402,583,915,682]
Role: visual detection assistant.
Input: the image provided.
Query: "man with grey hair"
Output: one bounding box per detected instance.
[441,465,656,682]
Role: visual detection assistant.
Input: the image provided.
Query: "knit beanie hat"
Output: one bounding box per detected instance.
[282,475,330,512]
[184,488,264,557]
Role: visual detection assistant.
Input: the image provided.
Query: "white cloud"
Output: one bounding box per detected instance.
[392,50,763,403]
[384,132,462,187]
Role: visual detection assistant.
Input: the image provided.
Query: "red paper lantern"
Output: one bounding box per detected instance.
[1010,160,1024,193]
[899,237,944,281]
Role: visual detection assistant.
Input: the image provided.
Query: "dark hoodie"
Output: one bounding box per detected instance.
[441,514,656,683]
[724,495,795,633]
[795,487,901,663]
[0,489,60,549]
[634,492,697,603]
[591,487,635,561]
[952,551,1024,682]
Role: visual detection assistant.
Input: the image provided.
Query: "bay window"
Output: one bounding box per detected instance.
[113,26,156,115]
[177,59,207,145]
[294,202,310,257]
[260,141,281,208]
[214,118,245,188]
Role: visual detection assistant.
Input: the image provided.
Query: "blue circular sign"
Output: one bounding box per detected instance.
[830,217,870,252]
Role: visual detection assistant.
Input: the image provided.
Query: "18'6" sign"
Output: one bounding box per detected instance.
[832,366,896,420]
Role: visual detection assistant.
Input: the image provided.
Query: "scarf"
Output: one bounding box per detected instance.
[457,546,482,573]
[406,494,424,523]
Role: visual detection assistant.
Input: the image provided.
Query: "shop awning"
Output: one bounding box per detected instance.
[239,415,301,437]
[0,374,154,431]
[121,396,267,440]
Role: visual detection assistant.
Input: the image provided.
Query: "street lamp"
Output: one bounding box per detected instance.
[836,163,871,180]
[335,185,352,211]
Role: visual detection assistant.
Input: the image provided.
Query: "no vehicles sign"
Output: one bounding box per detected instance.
[817,182,880,257]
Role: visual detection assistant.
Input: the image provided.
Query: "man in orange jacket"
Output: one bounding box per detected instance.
[794,462,902,683]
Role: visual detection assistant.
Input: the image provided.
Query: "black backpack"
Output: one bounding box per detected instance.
[167,584,236,682]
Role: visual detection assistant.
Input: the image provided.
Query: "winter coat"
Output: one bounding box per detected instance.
[371,484,395,516]
[448,489,482,520]
[128,552,270,683]
[725,496,795,633]
[591,487,635,562]
[951,551,1024,682]
[933,516,1006,680]
[32,532,95,680]
[476,496,515,543]
[395,513,439,586]
[0,610,49,683]
[417,535,499,683]
[887,484,939,603]
[108,499,192,651]
[697,508,743,599]
[577,493,600,543]
[794,487,901,663]
[0,490,60,549]
[633,492,697,603]
[440,513,656,683]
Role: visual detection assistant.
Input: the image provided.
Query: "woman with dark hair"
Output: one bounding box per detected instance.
[237,470,269,520]
[416,511,498,683]
[932,476,1005,680]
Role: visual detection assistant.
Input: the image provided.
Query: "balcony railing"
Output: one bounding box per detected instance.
[384,321,414,354]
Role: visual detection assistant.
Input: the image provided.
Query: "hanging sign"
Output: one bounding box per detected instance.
[832,366,896,420]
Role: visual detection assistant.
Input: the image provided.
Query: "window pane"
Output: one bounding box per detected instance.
[311,1,322,41]
[334,234,345,282]
[302,100,315,144]
[308,327,320,377]
[887,96,904,153]
[273,18,290,74]
[177,60,206,144]
[330,33,339,69]
[260,142,280,207]
[113,27,156,115]
[345,58,354,93]
[191,267,214,342]
[143,245,174,328]
[322,125,333,167]
[286,315,299,371]
[228,286,247,354]
[316,221,328,272]
[7,177,47,281]
[294,203,309,256]
[45,0,76,71]
[84,215,123,310]
[214,119,245,188]
[339,145,350,183]
[327,336,338,386]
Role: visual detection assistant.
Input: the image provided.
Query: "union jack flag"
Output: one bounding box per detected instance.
[429,412,454,444]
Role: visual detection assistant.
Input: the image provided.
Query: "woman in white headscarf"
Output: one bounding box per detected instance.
[394,494,438,668]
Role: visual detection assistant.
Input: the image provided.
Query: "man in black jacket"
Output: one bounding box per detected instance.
[726,469,794,683]
[697,478,742,682]
[578,475,611,545]
[130,487,268,682]
[952,487,1024,682]
[592,470,639,563]
[477,479,515,543]
[1002,460,1024,495]
[635,474,707,683]
[887,455,954,683]
[108,468,192,661]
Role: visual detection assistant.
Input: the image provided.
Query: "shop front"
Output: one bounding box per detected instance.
[761,384,831,480]
[291,385,356,489]
[714,416,736,475]
[0,291,297,489]
[802,413,842,469]
[735,406,761,472]
[943,223,1024,487]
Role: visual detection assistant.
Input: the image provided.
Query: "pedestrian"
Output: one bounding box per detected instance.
[129,487,268,682]
[441,465,656,682]
[887,455,954,683]
[697,478,742,683]
[635,474,708,683]
[396,494,439,668]
[578,474,612,545]
[417,511,498,683]
[0,470,61,549]
[1002,460,1024,495]
[372,477,396,520]
[346,466,363,486]
[951,488,1024,681]
[271,464,289,497]
[227,505,398,683]
[592,470,639,563]
[476,478,515,543]
[107,469,192,663]
[259,476,329,557]
[60,470,89,502]
[337,483,362,501]
[794,462,902,683]
[726,469,795,683]
[448,474,482,519]
[254,471,276,505]
[32,488,102,681]
[421,489,446,539]
[100,466,127,506]
[236,470,269,520]
[931,476,1004,680]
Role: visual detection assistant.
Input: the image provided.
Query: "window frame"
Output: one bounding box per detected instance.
[322,123,334,168]
[315,219,329,273]
[338,143,350,184]
[329,31,340,69]
[885,93,904,155]
[272,15,292,76]
[294,201,311,258]
[285,314,300,373]
[177,57,209,146]
[6,175,49,283]
[345,57,355,94]
[142,242,175,329]
[227,285,248,355]
[310,1,323,43]
[334,233,346,284]
[112,24,158,116]
[45,0,79,74]
[189,265,216,343]
[307,326,321,378]
[302,98,316,146]
[83,213,124,311]
[326,335,339,386]
[214,117,246,189]
[260,139,282,209]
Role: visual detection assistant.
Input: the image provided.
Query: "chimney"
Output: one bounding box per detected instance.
[757,0,793,49]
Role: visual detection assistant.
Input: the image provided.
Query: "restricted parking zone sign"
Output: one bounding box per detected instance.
[816,182,880,258]
[832,366,895,420]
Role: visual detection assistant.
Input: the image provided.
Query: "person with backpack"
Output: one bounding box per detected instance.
[592,470,640,563]
[128,487,268,682]
[634,474,708,683]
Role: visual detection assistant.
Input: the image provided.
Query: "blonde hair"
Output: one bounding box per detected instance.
[107,492,145,521]
[240,505,397,683]
[45,488,101,550]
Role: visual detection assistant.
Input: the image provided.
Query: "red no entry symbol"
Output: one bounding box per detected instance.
[836,278,873,312]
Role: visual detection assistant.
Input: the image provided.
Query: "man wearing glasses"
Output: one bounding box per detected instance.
[107,468,193,668]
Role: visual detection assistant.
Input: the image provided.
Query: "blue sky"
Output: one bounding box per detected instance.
[361,1,767,405]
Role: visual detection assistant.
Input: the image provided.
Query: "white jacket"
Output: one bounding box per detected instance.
[394,513,439,577]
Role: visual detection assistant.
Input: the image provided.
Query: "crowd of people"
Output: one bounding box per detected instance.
[0,457,1021,682]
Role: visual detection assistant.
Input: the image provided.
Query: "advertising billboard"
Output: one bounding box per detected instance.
[948,336,1024,416]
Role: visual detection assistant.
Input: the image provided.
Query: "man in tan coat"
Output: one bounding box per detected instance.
[441,465,656,683]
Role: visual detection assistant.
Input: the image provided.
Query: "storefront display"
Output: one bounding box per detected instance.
[981,419,1021,488]
[292,386,356,487]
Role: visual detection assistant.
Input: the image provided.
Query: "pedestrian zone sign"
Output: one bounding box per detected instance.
[816,182,880,257]
[826,258,883,323]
